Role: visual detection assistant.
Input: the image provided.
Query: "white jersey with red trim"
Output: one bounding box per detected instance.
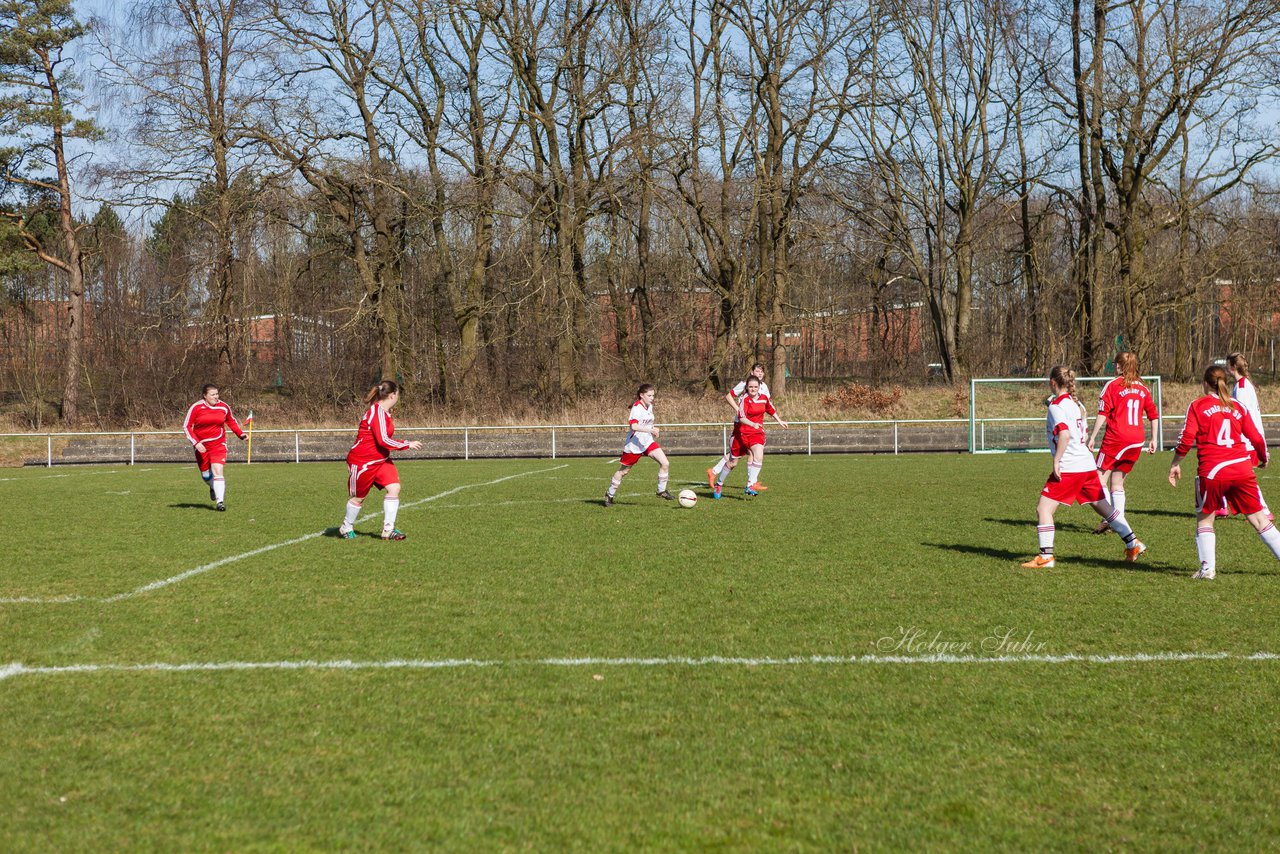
[1046,394,1095,473]
[346,402,412,466]
[623,400,656,455]
[1233,377,1266,450]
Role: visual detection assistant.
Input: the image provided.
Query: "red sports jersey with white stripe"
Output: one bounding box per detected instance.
[347,403,412,466]
[1097,378,1158,447]
[738,394,776,430]
[1175,395,1269,479]
[183,401,244,447]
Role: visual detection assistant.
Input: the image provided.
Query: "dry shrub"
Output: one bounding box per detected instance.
[821,382,904,415]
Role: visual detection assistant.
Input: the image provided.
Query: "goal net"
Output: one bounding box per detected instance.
[969,375,1163,454]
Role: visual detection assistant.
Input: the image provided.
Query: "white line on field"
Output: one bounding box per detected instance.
[2,650,1278,682]
[0,465,567,606]
[0,468,155,483]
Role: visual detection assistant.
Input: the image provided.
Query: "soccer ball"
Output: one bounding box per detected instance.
[678,489,698,508]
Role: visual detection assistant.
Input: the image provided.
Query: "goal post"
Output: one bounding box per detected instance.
[969,375,1163,454]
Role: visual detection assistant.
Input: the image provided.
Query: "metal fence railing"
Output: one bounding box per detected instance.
[967,414,1280,453]
[0,419,968,467]
[5,413,1275,467]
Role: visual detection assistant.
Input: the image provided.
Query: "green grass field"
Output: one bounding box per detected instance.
[2,453,1279,850]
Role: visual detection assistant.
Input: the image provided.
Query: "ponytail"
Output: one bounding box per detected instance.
[1204,365,1232,408]
[1049,365,1079,404]
[1227,352,1250,380]
[364,379,400,406]
[1115,351,1139,388]
[635,383,655,400]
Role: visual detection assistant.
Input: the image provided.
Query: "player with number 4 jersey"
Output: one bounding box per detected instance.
[1169,364,1279,580]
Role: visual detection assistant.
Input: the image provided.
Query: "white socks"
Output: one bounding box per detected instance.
[1196,526,1216,573]
[383,497,400,532]
[712,457,727,475]
[1037,525,1055,554]
[1259,522,1280,560]
[212,477,226,502]
[1111,490,1126,525]
[746,464,761,485]
[607,472,624,497]
[341,501,361,531]
[657,473,668,493]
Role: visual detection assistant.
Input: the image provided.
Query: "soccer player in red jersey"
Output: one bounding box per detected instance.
[1087,352,1159,534]
[1020,366,1146,569]
[338,380,422,540]
[1169,364,1277,580]
[706,362,770,489]
[711,375,787,498]
[183,384,247,511]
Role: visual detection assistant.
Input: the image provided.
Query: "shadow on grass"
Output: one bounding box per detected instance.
[983,517,1099,534]
[926,541,1188,575]
[169,502,216,511]
[321,526,388,539]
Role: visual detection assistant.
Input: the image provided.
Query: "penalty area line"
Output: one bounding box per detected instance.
[0,465,567,607]
[3,650,1279,682]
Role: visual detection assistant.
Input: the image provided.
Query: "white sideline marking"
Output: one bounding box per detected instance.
[0,468,155,483]
[0,465,567,606]
[2,650,1278,682]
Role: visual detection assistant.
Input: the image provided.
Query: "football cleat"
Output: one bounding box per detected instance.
[1192,565,1216,580]
[1124,540,1147,562]
[603,492,614,507]
[339,525,357,540]
[706,468,717,490]
[208,484,217,501]
[215,501,226,512]
[712,484,722,499]
[381,529,406,541]
[1020,554,1055,568]
[748,482,768,492]
[744,486,758,496]
[1092,520,1111,535]
[657,490,674,500]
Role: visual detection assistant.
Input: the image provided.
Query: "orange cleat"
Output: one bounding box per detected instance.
[1124,541,1147,562]
[747,482,768,491]
[1020,554,1055,568]
[706,468,717,490]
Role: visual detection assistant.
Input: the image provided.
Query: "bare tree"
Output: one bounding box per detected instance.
[254,0,410,383]
[851,0,1016,382]
[95,0,279,375]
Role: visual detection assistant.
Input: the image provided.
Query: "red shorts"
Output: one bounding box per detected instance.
[730,429,765,458]
[348,460,399,499]
[1040,469,1105,505]
[1096,440,1145,474]
[193,442,227,472]
[620,442,660,466]
[1195,473,1265,516]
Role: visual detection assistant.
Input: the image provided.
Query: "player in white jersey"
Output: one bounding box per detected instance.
[706,362,770,489]
[1228,352,1271,518]
[604,383,673,506]
[1021,366,1146,568]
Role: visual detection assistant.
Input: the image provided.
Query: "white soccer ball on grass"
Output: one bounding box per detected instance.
[678,489,698,508]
